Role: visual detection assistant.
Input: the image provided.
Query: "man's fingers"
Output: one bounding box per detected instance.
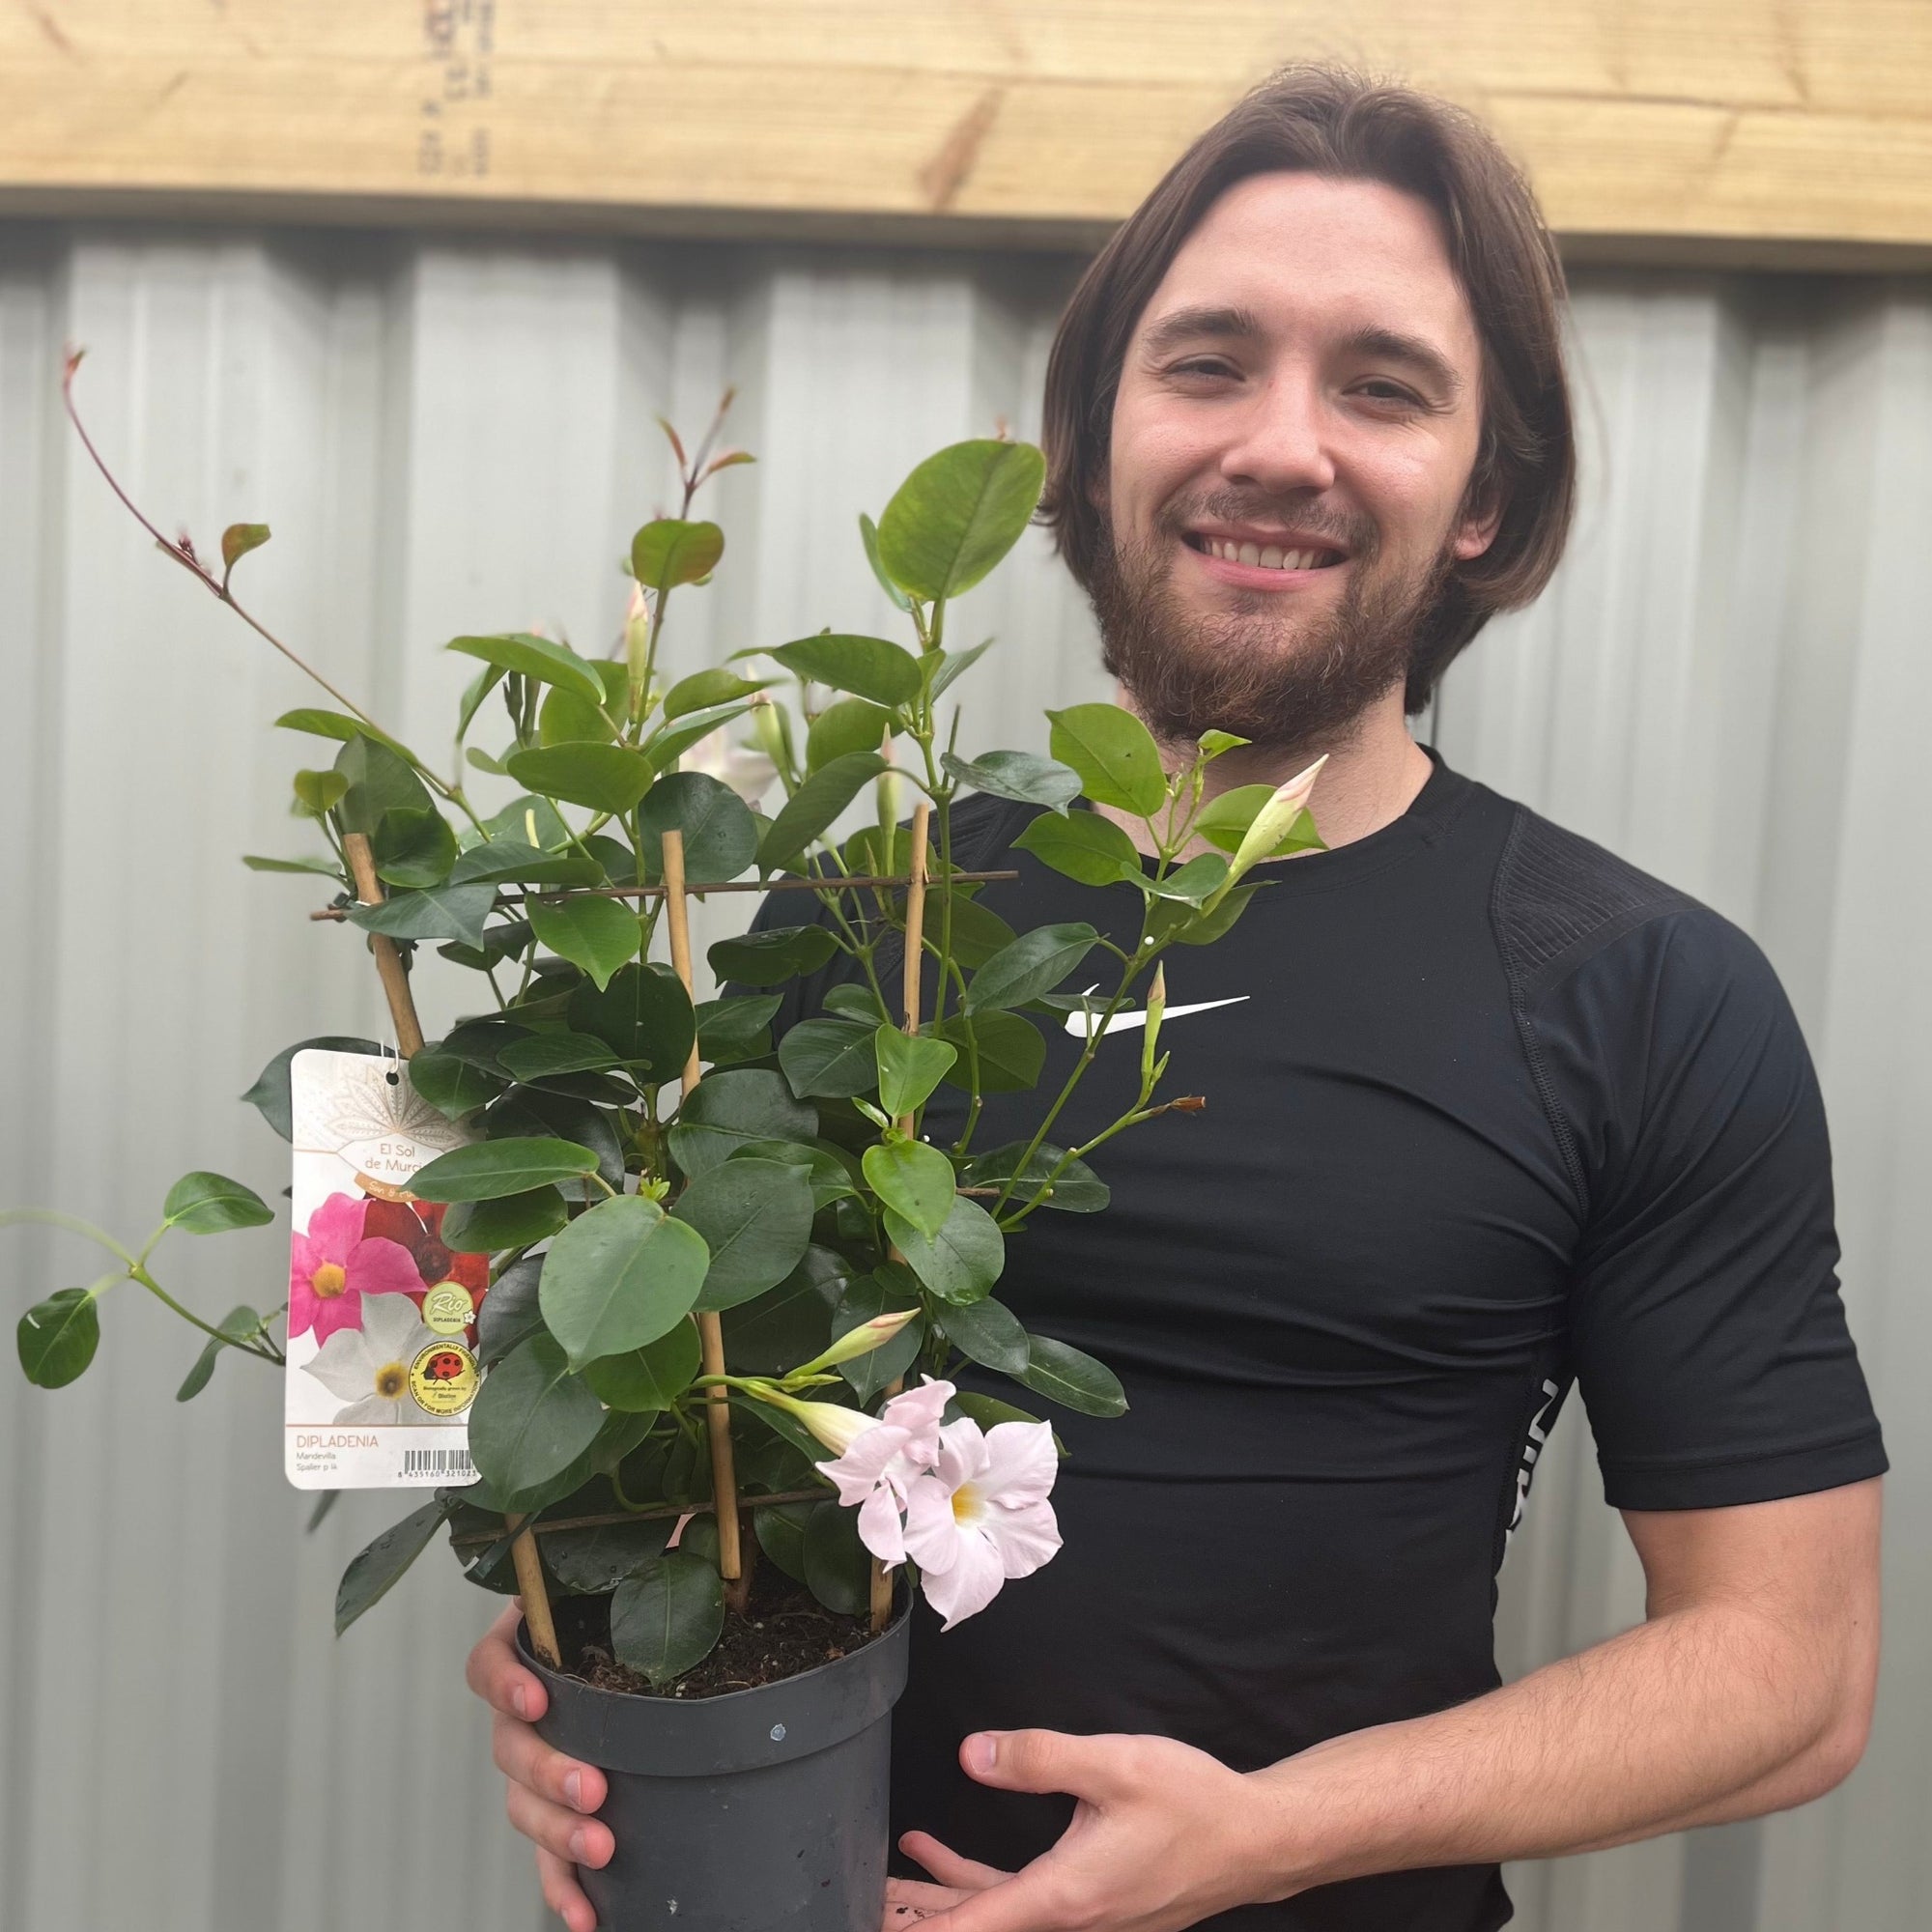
[505,1778,614,1870]
[886,1876,978,1923]
[907,1868,1066,1932]
[959,1728,1131,1803]
[491,1711,606,1814]
[537,1847,601,1932]
[898,1831,1012,1890]
[466,1601,549,1722]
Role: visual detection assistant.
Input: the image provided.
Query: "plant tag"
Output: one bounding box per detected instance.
[284,1048,488,1490]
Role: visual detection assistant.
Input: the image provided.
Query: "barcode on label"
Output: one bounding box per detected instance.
[403,1446,473,1476]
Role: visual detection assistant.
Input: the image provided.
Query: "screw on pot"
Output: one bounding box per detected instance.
[770,1721,787,1741]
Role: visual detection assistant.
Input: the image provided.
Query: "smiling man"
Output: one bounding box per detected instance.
[469,68,1885,1931]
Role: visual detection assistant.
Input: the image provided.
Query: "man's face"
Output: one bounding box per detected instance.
[1094,171,1498,747]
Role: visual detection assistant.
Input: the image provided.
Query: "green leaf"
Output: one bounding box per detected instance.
[176,1303,263,1402]
[950,1389,1065,1457]
[1197,728,1250,758]
[411,1137,600,1204]
[538,683,619,748]
[958,1141,1108,1212]
[1046,703,1167,817]
[778,1016,879,1099]
[822,982,889,1024]
[447,632,609,709]
[334,731,434,836]
[276,709,421,769]
[503,744,655,816]
[929,893,1018,971]
[663,667,771,719]
[642,702,757,778]
[440,1186,568,1252]
[494,1034,620,1084]
[1138,853,1229,906]
[832,1271,923,1401]
[1192,781,1324,859]
[17,1288,100,1387]
[582,1319,702,1411]
[334,1498,453,1635]
[802,1499,869,1616]
[731,1140,860,1211]
[221,521,270,570]
[526,895,640,992]
[637,772,759,883]
[807,697,895,773]
[673,1159,816,1311]
[873,1026,956,1118]
[1169,882,1261,946]
[242,1037,382,1141]
[765,636,922,708]
[932,1011,1045,1094]
[456,661,507,746]
[696,993,781,1068]
[668,1068,817,1177]
[927,636,996,699]
[475,1255,545,1368]
[242,853,342,876]
[884,1194,1003,1304]
[936,1294,1030,1377]
[941,749,1082,813]
[409,1047,507,1119]
[858,510,913,611]
[754,1499,816,1583]
[864,1138,958,1242]
[611,1550,724,1687]
[539,1194,711,1366]
[1013,809,1140,888]
[568,962,696,1082]
[709,923,839,988]
[371,806,458,890]
[544,1518,673,1595]
[468,1332,608,1508]
[447,841,604,888]
[963,923,1098,1014]
[758,752,890,872]
[163,1171,274,1235]
[875,439,1046,601]
[292,768,349,817]
[344,883,497,949]
[1019,1333,1127,1417]
[631,518,724,592]
[721,1246,845,1376]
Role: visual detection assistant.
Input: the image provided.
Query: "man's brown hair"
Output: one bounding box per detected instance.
[1039,64,1576,715]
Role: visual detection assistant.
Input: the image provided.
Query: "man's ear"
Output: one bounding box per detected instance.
[1452,488,1504,564]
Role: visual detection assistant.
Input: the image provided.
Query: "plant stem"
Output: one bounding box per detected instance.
[128,1264,278,1359]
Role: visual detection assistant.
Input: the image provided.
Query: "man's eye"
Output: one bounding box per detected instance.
[1168,358,1237,380]
[1355,380,1424,406]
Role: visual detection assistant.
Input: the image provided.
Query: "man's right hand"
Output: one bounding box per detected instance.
[467,1602,614,1932]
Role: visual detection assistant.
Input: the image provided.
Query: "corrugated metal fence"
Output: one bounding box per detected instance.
[0,228,1923,1932]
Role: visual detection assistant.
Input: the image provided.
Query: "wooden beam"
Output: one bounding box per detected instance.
[5,3,1932,267]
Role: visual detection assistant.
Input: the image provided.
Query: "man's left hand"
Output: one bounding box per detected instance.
[883,1729,1283,1931]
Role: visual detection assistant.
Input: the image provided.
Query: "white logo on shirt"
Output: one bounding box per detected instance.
[1063,990,1250,1039]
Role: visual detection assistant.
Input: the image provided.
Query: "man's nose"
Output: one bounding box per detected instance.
[1215,372,1337,497]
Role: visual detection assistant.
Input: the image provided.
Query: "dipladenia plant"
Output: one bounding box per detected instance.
[7,362,1323,1687]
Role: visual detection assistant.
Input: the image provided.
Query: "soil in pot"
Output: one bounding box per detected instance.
[552,1559,882,1698]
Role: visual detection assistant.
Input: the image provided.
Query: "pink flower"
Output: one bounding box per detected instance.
[288,1192,426,1342]
[814,1378,954,1565]
[900,1418,1062,1630]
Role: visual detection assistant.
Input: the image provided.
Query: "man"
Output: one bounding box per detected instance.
[469,67,1885,1931]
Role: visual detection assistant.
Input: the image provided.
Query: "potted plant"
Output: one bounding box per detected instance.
[9,362,1323,1932]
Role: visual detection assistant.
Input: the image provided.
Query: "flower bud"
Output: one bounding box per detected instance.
[754,1388,878,1456]
[787,1309,918,1380]
[1222,755,1327,889]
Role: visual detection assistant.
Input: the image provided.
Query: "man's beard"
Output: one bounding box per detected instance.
[1090,497,1455,752]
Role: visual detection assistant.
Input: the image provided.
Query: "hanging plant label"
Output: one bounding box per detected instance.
[284,1048,490,1490]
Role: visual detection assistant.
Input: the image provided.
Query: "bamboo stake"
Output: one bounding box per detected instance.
[870,800,932,1634]
[339,832,561,1666]
[659,827,749,1612]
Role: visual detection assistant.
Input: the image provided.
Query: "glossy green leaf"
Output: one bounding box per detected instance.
[344,883,497,948]
[963,923,1098,1014]
[371,805,458,889]
[958,1141,1108,1212]
[936,1293,1030,1377]
[336,735,435,843]
[778,1016,879,1099]
[863,1138,956,1241]
[1046,703,1168,817]
[696,993,781,1068]
[1019,1333,1127,1417]
[873,1026,956,1118]
[475,1254,545,1368]
[292,768,348,817]
[539,1194,710,1366]
[1169,882,1261,947]
[883,1194,1003,1304]
[759,752,890,872]
[538,683,619,748]
[486,1091,625,1194]
[276,709,421,768]
[242,853,342,877]
[411,1137,600,1204]
[663,667,771,719]
[494,1033,620,1084]
[176,1304,264,1402]
[753,1499,815,1583]
[858,510,913,611]
[926,636,996,699]
[526,895,640,991]
[447,632,608,708]
[928,893,1018,971]
[667,1068,817,1177]
[1192,782,1325,860]
[467,1332,607,1508]
[709,922,839,988]
[503,743,654,816]
[456,661,507,747]
[822,982,889,1024]
[807,697,895,773]
[765,636,921,708]
[875,439,1046,601]
[731,1140,861,1211]
[440,1186,568,1252]
[1138,853,1229,906]
[642,702,757,778]
[932,1011,1045,1094]
[568,962,696,1082]
[1013,808,1140,887]
[674,1159,816,1311]
[334,1498,452,1635]
[582,1319,702,1411]
[802,1499,869,1616]
[544,1518,673,1595]
[631,518,724,592]
[637,772,759,883]
[832,1271,923,1401]
[721,1245,845,1376]
[447,840,603,888]
[17,1288,99,1387]
[242,1037,383,1141]
[941,750,1082,813]
[611,1549,724,1687]
[163,1171,274,1235]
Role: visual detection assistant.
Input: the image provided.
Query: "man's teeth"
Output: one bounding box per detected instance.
[1203,538,1335,570]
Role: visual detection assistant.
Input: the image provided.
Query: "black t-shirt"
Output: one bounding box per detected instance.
[754,750,1886,1930]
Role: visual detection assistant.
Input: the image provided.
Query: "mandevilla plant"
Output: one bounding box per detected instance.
[10,364,1325,1700]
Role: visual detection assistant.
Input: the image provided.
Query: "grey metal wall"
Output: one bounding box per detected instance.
[0,227,1922,1932]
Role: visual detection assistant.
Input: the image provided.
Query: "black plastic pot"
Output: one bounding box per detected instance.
[519,1602,912,1932]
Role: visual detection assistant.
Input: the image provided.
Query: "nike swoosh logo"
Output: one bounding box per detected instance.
[1063,993,1250,1039]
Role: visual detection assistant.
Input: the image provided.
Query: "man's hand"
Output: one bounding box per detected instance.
[465,1602,614,1932]
[883,1730,1283,1932]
